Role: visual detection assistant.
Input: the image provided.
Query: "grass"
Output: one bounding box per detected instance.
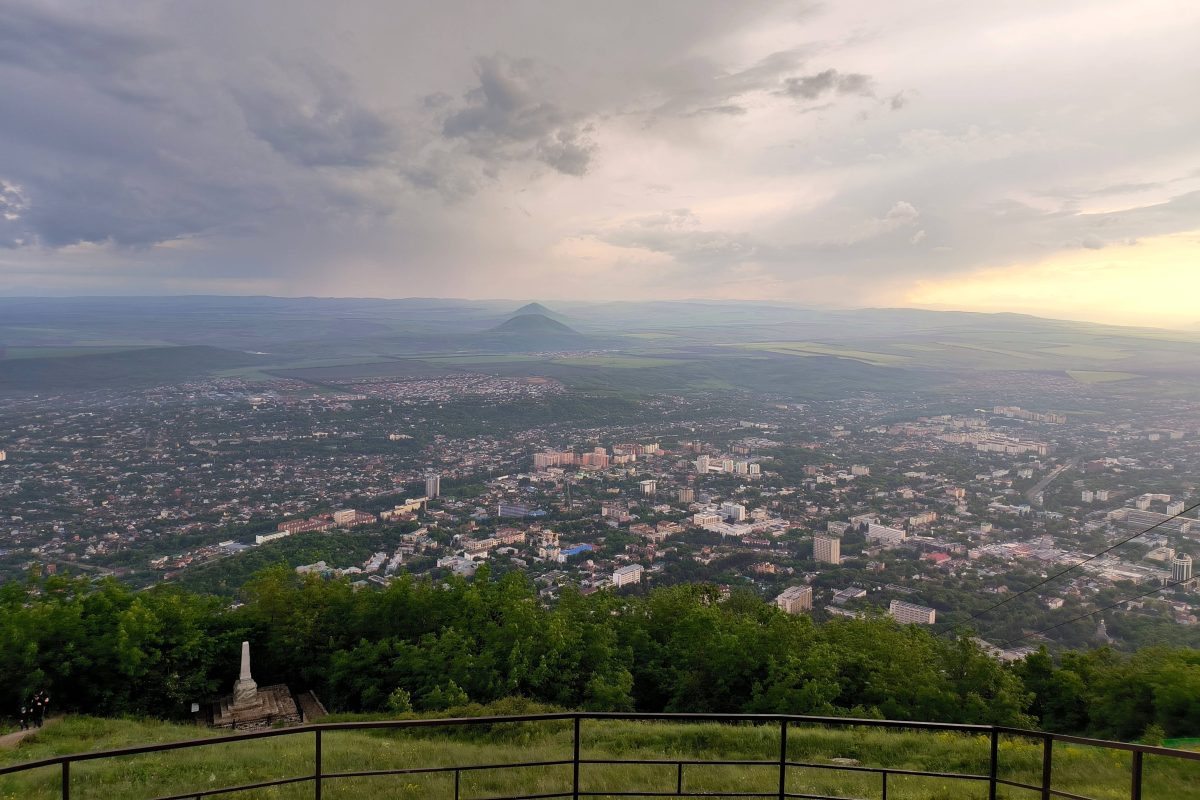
[1038,344,1130,360]
[1066,370,1139,384]
[0,346,143,360]
[416,355,545,365]
[551,356,688,369]
[2,716,1197,800]
[732,342,911,367]
[933,341,1042,361]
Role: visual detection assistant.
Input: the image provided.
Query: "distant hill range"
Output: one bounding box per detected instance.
[2,295,1198,395]
[0,346,262,393]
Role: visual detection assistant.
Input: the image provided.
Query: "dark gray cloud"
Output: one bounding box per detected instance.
[0,3,400,250]
[0,0,1197,316]
[688,104,749,117]
[537,129,596,177]
[233,64,397,168]
[639,47,811,120]
[0,3,165,75]
[782,69,875,100]
[440,55,596,176]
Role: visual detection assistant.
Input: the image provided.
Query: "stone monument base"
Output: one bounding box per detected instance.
[211,684,301,730]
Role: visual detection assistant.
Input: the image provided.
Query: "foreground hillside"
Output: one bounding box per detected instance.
[2,711,1197,800]
[4,573,1199,745]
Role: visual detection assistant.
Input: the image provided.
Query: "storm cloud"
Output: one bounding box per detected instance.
[1,0,1198,316]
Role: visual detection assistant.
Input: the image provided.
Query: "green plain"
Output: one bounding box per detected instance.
[734,342,911,367]
[1039,344,1130,360]
[1067,370,1139,384]
[552,356,688,368]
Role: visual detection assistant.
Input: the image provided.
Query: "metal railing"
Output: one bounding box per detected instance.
[2,712,1197,800]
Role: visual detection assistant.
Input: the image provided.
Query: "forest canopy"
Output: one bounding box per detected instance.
[1,569,1196,742]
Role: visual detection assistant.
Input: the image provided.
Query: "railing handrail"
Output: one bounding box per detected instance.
[2,711,1197,799]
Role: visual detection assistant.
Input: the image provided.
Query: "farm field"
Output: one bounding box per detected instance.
[1067,370,1140,384]
[732,342,912,367]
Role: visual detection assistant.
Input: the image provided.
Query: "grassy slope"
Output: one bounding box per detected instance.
[2,715,1196,800]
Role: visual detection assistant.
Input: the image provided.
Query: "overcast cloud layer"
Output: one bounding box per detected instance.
[2,1,1199,322]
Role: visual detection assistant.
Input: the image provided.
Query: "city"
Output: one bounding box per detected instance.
[4,365,1197,655]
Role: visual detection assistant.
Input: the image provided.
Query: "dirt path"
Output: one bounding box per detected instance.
[0,717,59,748]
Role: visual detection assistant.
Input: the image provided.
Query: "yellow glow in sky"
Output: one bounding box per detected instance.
[907,231,1200,328]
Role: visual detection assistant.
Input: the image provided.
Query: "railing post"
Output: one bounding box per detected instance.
[61,760,69,800]
[881,770,888,800]
[676,761,683,795]
[572,714,581,800]
[777,719,788,800]
[1130,751,1143,800]
[455,768,461,800]
[314,729,322,800]
[1040,735,1052,800]
[988,728,999,800]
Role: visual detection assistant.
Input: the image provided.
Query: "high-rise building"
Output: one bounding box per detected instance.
[720,502,746,522]
[581,451,610,468]
[694,455,710,474]
[612,564,644,587]
[889,600,936,625]
[774,585,813,614]
[639,479,657,496]
[0,449,6,462]
[677,487,695,504]
[1172,553,1193,585]
[425,473,441,499]
[813,534,841,565]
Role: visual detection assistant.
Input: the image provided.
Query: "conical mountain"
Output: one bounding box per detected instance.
[510,302,568,322]
[490,313,579,336]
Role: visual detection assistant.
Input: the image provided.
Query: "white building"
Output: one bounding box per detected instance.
[332,509,358,525]
[1172,553,1193,585]
[867,523,906,547]
[813,534,841,565]
[889,600,936,625]
[613,564,645,587]
[774,585,813,614]
[721,502,747,522]
[425,473,441,499]
[639,479,657,496]
[694,455,710,474]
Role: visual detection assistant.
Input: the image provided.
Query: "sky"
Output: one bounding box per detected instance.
[1,0,1199,327]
